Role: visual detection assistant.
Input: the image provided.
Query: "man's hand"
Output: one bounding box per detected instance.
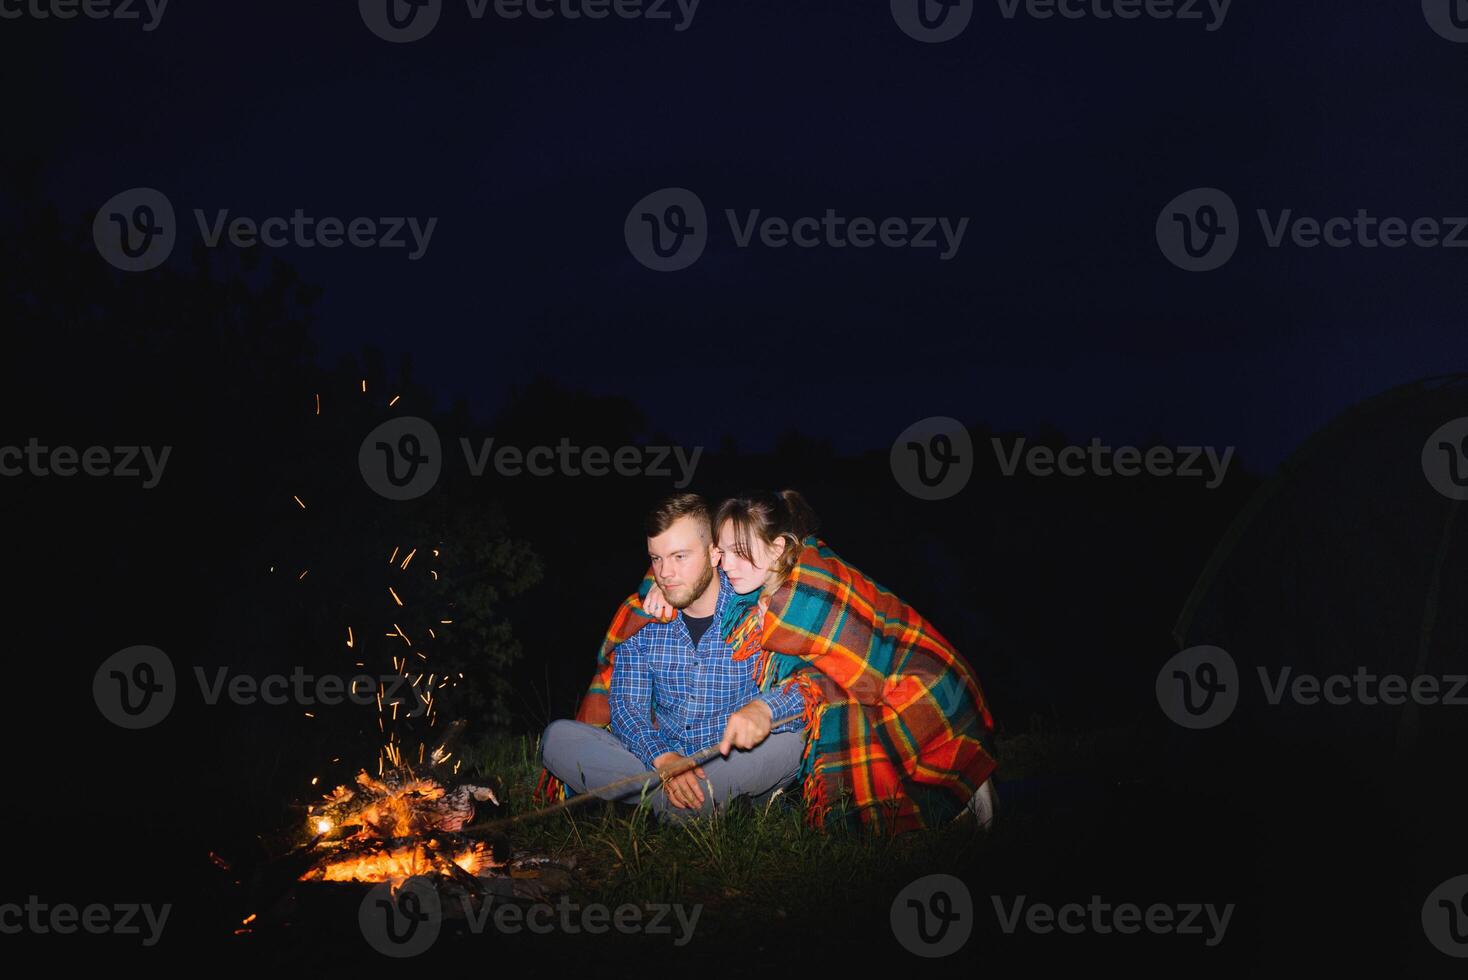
[653,751,707,809]
[642,584,675,621]
[718,699,773,757]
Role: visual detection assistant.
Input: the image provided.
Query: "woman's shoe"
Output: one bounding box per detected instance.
[965,778,997,830]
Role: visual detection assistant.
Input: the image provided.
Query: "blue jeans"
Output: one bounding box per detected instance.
[540,719,805,822]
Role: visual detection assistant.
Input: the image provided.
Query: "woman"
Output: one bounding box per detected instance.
[640,490,999,833]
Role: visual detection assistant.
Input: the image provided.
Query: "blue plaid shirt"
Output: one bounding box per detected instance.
[609,570,808,765]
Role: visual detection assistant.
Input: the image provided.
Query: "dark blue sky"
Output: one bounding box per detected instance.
[14,0,1468,470]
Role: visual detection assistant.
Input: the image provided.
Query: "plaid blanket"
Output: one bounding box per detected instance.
[537,538,998,834]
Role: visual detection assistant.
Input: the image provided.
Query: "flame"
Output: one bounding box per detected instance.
[303,838,497,884]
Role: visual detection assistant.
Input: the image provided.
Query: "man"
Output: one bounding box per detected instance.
[540,493,809,821]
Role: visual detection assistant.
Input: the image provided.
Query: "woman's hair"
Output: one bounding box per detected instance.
[713,490,820,581]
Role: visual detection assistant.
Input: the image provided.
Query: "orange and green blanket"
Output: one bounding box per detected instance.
[536,537,998,833]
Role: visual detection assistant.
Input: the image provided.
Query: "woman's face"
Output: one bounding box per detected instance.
[716,518,784,595]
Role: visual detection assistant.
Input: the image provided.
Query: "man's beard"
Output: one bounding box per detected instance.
[664,560,716,610]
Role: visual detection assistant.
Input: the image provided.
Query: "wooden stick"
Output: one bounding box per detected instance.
[464,713,805,836]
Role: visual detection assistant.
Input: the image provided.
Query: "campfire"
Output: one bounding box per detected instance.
[299,768,504,885]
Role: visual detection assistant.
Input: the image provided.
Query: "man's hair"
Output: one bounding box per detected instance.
[645,492,712,542]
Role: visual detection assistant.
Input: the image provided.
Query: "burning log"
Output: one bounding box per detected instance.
[298,831,503,884]
[307,768,500,840]
[299,766,508,886]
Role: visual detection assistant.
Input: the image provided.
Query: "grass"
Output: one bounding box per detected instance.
[451,717,1137,938]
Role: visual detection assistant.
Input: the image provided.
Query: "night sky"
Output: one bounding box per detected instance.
[11,0,1467,470]
[9,3,1468,969]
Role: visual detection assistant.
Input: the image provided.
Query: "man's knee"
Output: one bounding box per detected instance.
[540,718,579,770]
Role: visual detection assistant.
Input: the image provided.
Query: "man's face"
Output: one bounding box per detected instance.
[648,515,717,610]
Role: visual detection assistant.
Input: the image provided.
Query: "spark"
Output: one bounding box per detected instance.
[400,547,417,570]
[388,586,403,606]
[293,495,306,509]
[298,570,309,580]
[389,394,401,407]
[389,546,399,564]
[313,393,320,415]
[346,626,354,649]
